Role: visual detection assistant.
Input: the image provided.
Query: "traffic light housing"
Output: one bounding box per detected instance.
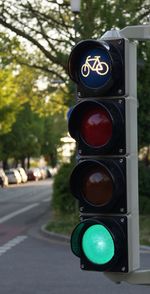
[68,37,139,274]
[71,217,128,272]
[68,39,126,97]
[68,99,125,155]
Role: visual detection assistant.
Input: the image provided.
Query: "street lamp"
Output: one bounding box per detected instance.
[70,0,81,13]
[70,0,81,43]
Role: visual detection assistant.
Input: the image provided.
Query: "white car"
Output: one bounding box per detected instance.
[17,167,28,183]
[5,169,22,184]
[0,169,9,187]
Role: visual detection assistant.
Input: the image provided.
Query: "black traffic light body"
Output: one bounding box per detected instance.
[68,98,125,155]
[68,39,126,97]
[71,216,128,273]
[70,158,126,214]
[68,36,139,274]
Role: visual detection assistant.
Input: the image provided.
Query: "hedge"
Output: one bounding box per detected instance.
[52,159,150,215]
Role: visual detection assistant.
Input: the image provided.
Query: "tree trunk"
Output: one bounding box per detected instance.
[27,155,30,169]
[3,159,8,170]
[21,157,25,168]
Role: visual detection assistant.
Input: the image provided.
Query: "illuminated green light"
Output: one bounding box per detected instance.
[82,224,115,265]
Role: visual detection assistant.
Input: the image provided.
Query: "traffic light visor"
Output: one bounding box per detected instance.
[71,222,85,257]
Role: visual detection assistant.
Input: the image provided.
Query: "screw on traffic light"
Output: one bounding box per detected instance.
[68,35,139,274]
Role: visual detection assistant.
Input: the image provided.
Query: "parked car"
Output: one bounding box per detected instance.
[0,169,9,187]
[27,168,41,181]
[5,169,22,184]
[39,168,47,180]
[17,167,28,183]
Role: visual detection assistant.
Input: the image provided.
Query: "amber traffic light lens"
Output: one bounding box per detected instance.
[80,107,112,147]
[82,166,113,206]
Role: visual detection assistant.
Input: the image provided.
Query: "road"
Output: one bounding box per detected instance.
[0,180,149,294]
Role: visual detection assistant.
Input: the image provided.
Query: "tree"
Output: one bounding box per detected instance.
[0,0,149,83]
[0,103,44,168]
[0,67,24,135]
[0,31,68,168]
[42,112,66,166]
[138,41,150,162]
[0,102,67,168]
[0,32,39,135]
[0,0,149,155]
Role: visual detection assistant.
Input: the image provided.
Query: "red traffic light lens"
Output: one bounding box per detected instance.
[80,106,112,147]
[82,166,113,206]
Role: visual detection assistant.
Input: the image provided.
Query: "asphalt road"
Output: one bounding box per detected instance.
[0,180,149,294]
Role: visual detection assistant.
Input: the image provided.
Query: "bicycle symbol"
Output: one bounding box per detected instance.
[81,55,109,77]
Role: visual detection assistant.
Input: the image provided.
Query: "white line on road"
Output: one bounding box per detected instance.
[0,235,27,256]
[0,203,39,224]
[42,198,51,203]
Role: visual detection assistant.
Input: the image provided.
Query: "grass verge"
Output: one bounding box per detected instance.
[46,212,79,236]
[46,213,150,246]
[139,215,150,246]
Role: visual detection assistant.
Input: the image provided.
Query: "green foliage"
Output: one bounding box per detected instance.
[0,0,149,90]
[0,1,149,176]
[139,161,150,214]
[138,43,150,149]
[46,212,79,236]
[0,103,44,161]
[0,68,22,134]
[52,155,76,214]
[140,216,150,246]
[0,32,21,68]
[0,32,68,166]
[139,196,150,215]
[42,112,66,166]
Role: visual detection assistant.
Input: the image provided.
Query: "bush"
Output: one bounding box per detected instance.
[140,216,150,245]
[52,156,76,214]
[52,158,150,215]
[139,161,150,214]
[139,196,150,215]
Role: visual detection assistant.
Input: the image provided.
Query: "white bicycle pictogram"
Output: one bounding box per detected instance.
[81,55,109,77]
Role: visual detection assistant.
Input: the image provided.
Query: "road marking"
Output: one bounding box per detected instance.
[0,203,39,224]
[0,235,27,256]
[42,198,50,203]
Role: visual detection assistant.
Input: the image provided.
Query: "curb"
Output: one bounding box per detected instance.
[41,224,70,243]
[41,225,150,252]
[140,245,150,252]
[41,224,150,252]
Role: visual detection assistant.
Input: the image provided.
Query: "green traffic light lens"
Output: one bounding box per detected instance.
[82,224,115,265]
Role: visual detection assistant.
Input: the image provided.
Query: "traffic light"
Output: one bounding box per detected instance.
[68,37,139,274]
[68,39,126,97]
